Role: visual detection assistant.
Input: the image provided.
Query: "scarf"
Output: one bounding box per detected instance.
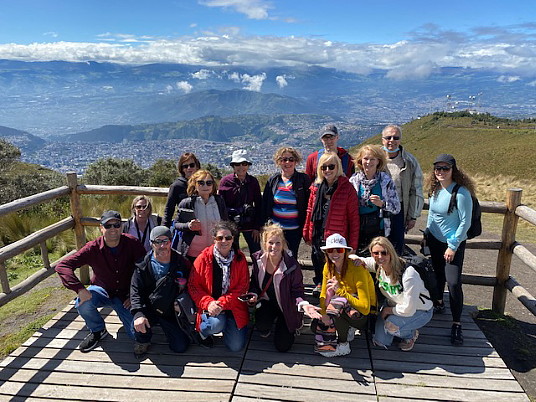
[213,246,235,294]
[357,171,380,207]
[312,179,338,223]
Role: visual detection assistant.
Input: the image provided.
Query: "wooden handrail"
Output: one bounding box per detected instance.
[0,186,70,218]
[76,184,168,196]
[516,205,536,226]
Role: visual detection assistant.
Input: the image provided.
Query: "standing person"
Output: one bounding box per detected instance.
[425,154,474,345]
[174,170,227,262]
[188,221,250,351]
[305,124,354,182]
[248,224,314,352]
[381,124,424,255]
[163,152,201,228]
[218,149,262,255]
[350,145,400,256]
[55,211,146,352]
[262,147,311,258]
[312,234,376,357]
[358,236,433,351]
[123,195,162,252]
[303,152,360,297]
[130,226,192,357]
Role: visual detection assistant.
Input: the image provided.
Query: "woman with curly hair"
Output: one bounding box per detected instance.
[424,154,475,346]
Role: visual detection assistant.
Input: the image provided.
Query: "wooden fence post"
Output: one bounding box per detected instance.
[66,172,89,284]
[492,188,522,314]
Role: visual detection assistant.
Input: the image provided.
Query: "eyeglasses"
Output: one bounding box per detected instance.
[321,164,336,171]
[103,222,121,229]
[322,134,335,140]
[181,162,196,170]
[232,162,250,167]
[152,238,170,245]
[197,180,214,186]
[371,250,388,256]
[326,247,346,254]
[134,204,148,210]
[214,235,234,241]
[434,166,452,172]
[279,157,296,163]
[382,136,400,141]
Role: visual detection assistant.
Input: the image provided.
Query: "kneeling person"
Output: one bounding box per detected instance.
[130,226,193,357]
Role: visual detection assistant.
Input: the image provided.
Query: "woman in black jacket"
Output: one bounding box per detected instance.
[263,147,311,258]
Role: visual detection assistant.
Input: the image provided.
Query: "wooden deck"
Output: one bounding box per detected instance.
[0,289,529,401]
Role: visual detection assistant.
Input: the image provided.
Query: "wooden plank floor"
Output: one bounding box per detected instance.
[0,289,529,402]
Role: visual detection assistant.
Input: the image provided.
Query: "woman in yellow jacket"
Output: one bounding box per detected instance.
[309,233,376,357]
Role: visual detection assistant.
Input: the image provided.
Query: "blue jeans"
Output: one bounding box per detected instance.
[75,285,135,340]
[373,305,432,347]
[134,314,190,353]
[388,208,406,256]
[200,311,248,352]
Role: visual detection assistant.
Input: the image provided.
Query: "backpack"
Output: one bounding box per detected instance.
[448,184,482,239]
[401,254,440,302]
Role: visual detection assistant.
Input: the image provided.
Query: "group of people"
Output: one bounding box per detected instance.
[55,123,476,358]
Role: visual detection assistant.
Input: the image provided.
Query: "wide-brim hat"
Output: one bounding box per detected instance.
[320,233,352,251]
[230,149,252,165]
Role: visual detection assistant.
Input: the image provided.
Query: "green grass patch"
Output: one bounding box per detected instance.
[0,313,54,359]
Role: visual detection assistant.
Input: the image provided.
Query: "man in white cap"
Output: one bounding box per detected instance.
[305,124,354,181]
[218,149,262,255]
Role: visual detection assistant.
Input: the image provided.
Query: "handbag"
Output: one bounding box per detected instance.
[148,273,177,316]
[360,211,382,237]
[175,291,197,325]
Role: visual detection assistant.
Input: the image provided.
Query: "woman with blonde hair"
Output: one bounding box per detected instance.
[303,152,359,297]
[350,144,400,256]
[262,147,311,258]
[122,195,162,252]
[174,169,228,261]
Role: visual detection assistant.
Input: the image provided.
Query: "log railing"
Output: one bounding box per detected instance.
[0,173,535,317]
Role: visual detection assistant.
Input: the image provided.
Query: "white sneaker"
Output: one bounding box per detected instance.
[347,328,356,342]
[319,342,351,357]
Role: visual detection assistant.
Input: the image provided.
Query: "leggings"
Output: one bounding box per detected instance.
[428,233,466,322]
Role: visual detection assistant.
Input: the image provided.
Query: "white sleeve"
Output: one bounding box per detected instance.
[393,268,421,317]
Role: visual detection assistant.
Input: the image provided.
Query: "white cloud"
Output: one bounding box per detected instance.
[528,80,536,87]
[43,32,58,38]
[497,75,521,83]
[228,71,241,82]
[191,69,216,79]
[276,74,294,88]
[240,72,266,91]
[176,81,193,93]
[199,0,271,20]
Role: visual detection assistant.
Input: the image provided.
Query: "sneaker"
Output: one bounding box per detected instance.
[451,324,463,345]
[79,329,109,353]
[259,330,272,338]
[399,330,419,352]
[372,338,388,350]
[197,334,214,349]
[319,342,351,357]
[312,284,322,298]
[347,328,356,342]
[133,342,150,358]
[434,302,446,314]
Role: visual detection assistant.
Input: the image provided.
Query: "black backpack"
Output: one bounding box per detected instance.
[401,254,440,302]
[448,184,482,239]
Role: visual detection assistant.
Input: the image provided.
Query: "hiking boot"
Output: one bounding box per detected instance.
[319,342,351,357]
[434,302,446,314]
[133,342,150,358]
[79,328,109,353]
[312,284,322,298]
[399,330,419,352]
[451,324,463,346]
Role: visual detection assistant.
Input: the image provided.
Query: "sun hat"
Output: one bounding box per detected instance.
[230,149,252,165]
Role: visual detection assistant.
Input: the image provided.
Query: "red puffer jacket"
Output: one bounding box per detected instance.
[302,176,360,250]
[189,245,250,330]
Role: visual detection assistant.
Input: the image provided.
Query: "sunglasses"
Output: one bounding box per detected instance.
[383,136,400,141]
[103,222,121,229]
[326,247,346,254]
[214,235,234,241]
[182,162,197,170]
[197,180,214,186]
[321,164,336,171]
[371,250,388,256]
[232,162,250,167]
[134,204,148,210]
[152,238,170,245]
[279,157,296,163]
[434,166,452,172]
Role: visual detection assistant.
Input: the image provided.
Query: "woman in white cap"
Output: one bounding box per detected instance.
[218,149,263,255]
[311,233,376,357]
[425,154,475,346]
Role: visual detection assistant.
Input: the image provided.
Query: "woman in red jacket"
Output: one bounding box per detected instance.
[188,220,250,351]
[303,152,360,297]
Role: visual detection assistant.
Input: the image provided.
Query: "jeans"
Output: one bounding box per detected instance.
[134,313,190,353]
[283,228,302,259]
[75,285,135,340]
[373,304,432,347]
[388,208,406,255]
[200,311,248,352]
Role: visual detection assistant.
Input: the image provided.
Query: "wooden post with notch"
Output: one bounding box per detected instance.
[492,188,522,314]
[66,172,89,284]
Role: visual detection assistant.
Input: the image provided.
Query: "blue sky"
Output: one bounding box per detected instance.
[1,0,536,79]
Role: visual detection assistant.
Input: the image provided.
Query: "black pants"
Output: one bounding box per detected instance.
[255,300,295,352]
[428,233,466,323]
[311,236,326,286]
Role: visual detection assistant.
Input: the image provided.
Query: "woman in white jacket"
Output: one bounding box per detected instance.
[357,236,433,351]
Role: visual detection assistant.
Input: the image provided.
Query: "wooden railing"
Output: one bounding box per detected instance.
[0,173,535,317]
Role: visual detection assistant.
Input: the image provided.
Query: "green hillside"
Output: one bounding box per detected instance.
[358,112,536,180]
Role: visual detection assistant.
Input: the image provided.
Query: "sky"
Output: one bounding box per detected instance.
[1,0,536,79]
